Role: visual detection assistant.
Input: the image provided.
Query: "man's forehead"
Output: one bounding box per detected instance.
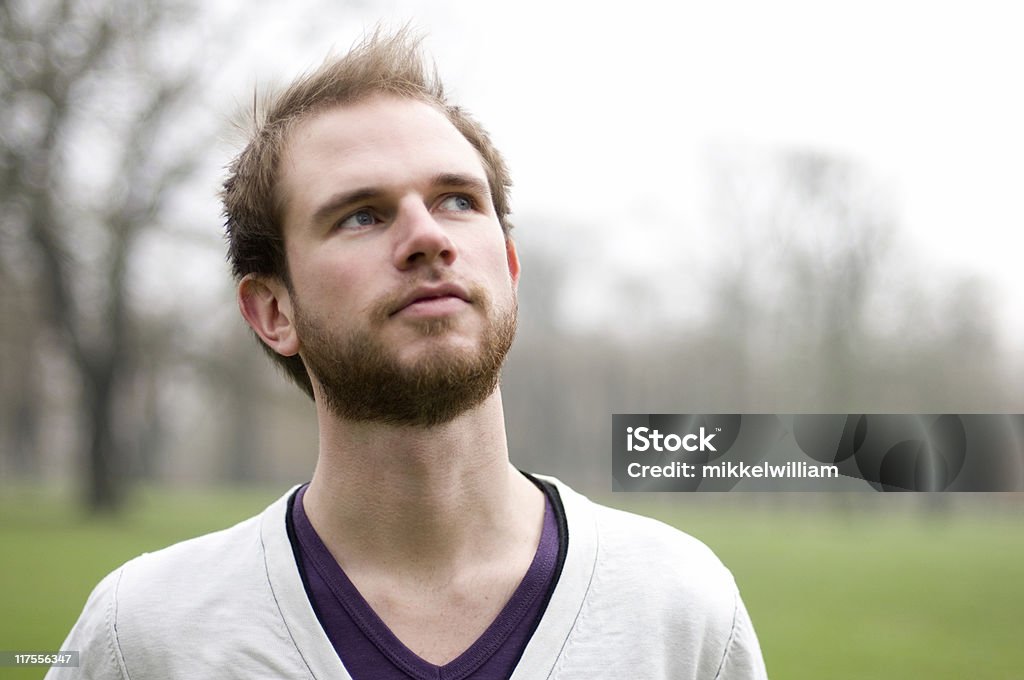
[279,95,488,199]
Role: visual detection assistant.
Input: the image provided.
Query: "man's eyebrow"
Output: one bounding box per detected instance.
[310,188,383,225]
[432,173,492,199]
[309,174,491,226]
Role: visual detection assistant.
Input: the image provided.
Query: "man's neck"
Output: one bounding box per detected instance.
[301,390,544,579]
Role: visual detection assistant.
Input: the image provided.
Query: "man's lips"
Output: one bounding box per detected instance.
[390,283,472,317]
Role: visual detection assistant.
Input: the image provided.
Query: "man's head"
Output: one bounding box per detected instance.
[222,30,519,425]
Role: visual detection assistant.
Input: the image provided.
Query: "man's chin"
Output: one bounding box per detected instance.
[318,348,501,427]
[384,310,485,342]
[392,334,482,364]
[297,295,517,426]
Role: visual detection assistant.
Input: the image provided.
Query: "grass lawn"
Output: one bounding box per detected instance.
[604,494,1024,680]
[2,486,1021,679]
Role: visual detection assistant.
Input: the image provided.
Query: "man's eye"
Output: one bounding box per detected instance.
[439,195,474,212]
[337,209,378,230]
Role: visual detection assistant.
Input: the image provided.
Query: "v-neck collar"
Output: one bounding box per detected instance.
[260,477,598,680]
[292,483,559,679]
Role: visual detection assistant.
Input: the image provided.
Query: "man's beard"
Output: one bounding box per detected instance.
[293,283,517,427]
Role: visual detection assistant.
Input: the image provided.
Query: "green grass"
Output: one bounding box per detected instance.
[2,487,1022,679]
[603,495,1024,680]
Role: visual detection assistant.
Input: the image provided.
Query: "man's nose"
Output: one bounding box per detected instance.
[391,200,457,270]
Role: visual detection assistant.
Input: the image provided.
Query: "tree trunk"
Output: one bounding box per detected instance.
[83,359,122,512]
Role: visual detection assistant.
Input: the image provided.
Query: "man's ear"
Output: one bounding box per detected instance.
[505,238,521,291]
[238,274,300,357]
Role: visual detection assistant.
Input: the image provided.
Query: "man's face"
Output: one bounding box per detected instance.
[275,95,519,425]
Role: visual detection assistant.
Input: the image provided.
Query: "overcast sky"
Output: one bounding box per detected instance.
[203,0,1024,339]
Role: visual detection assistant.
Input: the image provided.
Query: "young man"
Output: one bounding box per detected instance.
[50,32,768,679]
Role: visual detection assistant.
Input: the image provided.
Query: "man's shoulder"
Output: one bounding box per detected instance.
[535,478,767,679]
[592,501,727,569]
[544,476,733,586]
[590,498,737,601]
[543,476,738,616]
[110,488,299,618]
[47,489,302,679]
[118,508,266,592]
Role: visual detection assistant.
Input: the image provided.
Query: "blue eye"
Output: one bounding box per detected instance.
[440,195,473,212]
[338,209,377,230]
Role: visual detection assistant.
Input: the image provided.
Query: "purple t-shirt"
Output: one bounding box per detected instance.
[288,480,563,680]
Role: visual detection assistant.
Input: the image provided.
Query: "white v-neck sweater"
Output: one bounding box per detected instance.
[47,477,767,679]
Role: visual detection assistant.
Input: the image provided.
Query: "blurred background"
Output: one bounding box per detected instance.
[2,1,1022,678]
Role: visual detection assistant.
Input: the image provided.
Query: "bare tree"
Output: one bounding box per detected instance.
[702,147,900,409]
[0,0,223,511]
